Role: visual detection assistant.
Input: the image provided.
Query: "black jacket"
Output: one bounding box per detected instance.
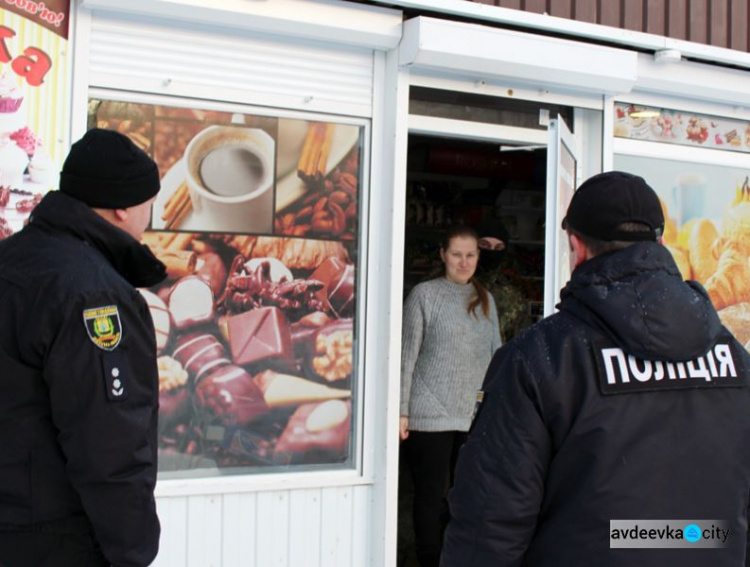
[0,192,166,566]
[442,242,750,567]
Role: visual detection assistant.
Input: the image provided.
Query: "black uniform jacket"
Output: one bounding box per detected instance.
[0,192,166,566]
[442,242,750,567]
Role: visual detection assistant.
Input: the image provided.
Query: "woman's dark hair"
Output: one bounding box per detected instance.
[440,224,490,319]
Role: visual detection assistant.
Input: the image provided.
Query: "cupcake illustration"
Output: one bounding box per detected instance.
[0,72,24,132]
[28,145,57,185]
[0,137,29,187]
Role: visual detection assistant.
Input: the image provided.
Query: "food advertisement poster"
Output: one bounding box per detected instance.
[90,99,363,476]
[0,4,71,239]
[614,102,750,154]
[615,154,750,354]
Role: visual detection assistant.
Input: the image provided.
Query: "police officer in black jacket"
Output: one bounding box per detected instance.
[441,171,750,566]
[0,129,167,566]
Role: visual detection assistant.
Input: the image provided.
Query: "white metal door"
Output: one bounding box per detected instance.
[543,116,578,317]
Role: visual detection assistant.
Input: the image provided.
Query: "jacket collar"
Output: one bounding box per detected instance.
[29,191,167,288]
[559,242,722,361]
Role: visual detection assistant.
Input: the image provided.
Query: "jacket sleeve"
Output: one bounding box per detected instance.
[400,286,426,416]
[441,347,551,567]
[43,290,160,567]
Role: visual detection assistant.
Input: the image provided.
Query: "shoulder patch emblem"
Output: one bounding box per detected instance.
[83,305,122,351]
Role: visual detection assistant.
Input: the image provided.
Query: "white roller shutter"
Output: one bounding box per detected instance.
[86,11,376,117]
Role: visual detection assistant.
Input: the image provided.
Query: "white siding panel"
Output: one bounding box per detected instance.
[187,495,223,567]
[153,497,188,567]
[351,486,371,565]
[320,487,355,565]
[154,485,370,566]
[256,491,291,566]
[288,489,322,567]
[87,12,375,117]
[221,492,258,567]
[335,487,354,567]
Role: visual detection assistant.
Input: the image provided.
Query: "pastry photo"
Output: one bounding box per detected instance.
[140,231,356,470]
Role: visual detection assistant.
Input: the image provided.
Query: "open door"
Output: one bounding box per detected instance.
[543,116,578,317]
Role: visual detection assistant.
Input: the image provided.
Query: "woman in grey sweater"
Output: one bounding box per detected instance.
[400,224,501,567]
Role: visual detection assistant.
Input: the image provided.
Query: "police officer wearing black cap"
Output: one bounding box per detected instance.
[0,129,166,566]
[441,171,750,566]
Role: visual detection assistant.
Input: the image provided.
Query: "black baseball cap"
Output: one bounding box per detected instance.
[561,171,664,242]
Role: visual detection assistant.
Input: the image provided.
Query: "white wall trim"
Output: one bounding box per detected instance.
[400,17,638,96]
[617,92,750,123]
[373,0,750,71]
[602,95,615,171]
[70,2,91,144]
[368,48,411,567]
[409,115,547,145]
[614,137,750,168]
[78,0,402,50]
[634,53,750,111]
[410,71,604,110]
[156,470,374,498]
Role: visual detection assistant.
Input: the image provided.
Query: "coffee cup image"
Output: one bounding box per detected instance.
[183,126,275,232]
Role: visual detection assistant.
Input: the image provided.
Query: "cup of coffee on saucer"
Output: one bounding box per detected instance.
[184,126,275,232]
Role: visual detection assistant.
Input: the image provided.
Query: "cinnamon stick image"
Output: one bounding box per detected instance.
[162,182,192,230]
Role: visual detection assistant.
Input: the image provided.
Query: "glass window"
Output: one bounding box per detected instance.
[410,86,574,132]
[614,153,750,353]
[90,98,365,478]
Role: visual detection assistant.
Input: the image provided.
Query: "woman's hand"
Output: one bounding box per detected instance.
[399,416,409,441]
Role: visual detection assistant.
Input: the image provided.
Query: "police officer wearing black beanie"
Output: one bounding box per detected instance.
[443,171,750,567]
[0,129,166,566]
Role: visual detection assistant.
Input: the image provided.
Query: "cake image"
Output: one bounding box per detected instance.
[0,72,24,132]
[10,127,39,157]
[28,146,57,185]
[0,71,55,238]
[0,138,29,187]
[628,116,651,139]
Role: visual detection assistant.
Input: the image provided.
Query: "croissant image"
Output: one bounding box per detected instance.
[251,237,349,270]
[666,245,691,280]
[685,219,718,284]
[703,179,750,310]
[720,180,750,248]
[704,244,750,310]
[717,302,750,345]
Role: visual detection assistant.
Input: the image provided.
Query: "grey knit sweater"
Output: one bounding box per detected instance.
[400,277,502,432]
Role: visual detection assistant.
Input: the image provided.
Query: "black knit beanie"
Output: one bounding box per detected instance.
[59,128,160,209]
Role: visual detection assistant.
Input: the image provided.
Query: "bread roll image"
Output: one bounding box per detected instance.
[717,302,750,346]
[658,197,678,245]
[663,218,677,246]
[705,245,750,310]
[675,219,697,250]
[686,219,718,284]
[720,185,750,250]
[666,246,691,280]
